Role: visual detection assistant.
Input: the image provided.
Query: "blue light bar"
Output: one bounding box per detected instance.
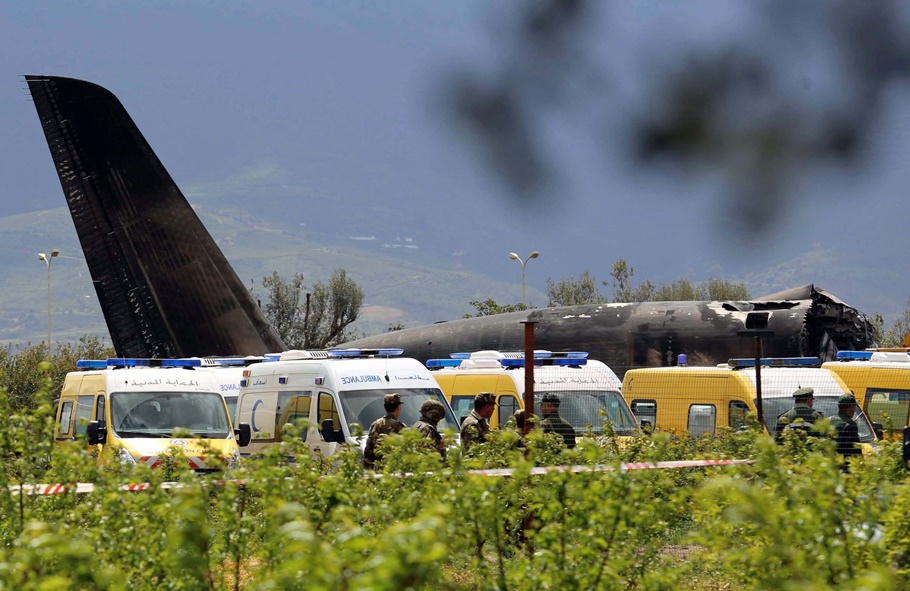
[327,348,404,357]
[426,359,463,368]
[77,359,108,369]
[836,351,874,360]
[500,358,588,368]
[105,358,202,368]
[449,351,589,360]
[197,357,257,366]
[728,357,819,368]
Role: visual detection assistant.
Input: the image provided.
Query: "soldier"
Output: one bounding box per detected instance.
[775,386,824,440]
[829,392,862,459]
[412,399,447,461]
[460,392,496,453]
[362,393,405,469]
[540,393,576,449]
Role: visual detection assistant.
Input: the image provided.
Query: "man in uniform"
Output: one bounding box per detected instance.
[362,393,406,469]
[460,392,496,453]
[829,392,862,458]
[775,387,824,440]
[540,393,576,449]
[412,399,447,461]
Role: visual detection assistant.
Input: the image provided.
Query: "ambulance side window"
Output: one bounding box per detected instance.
[318,392,341,432]
[450,396,473,426]
[631,399,656,429]
[74,395,94,436]
[497,395,520,429]
[729,401,749,430]
[96,397,106,425]
[276,391,311,442]
[58,401,74,436]
[688,404,716,436]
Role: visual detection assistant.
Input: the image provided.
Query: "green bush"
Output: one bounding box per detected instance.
[0,354,909,589]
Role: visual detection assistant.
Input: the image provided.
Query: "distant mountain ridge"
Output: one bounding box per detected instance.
[1,203,905,348]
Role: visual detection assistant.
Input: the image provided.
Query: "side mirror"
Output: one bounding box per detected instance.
[321,418,344,443]
[236,423,252,447]
[87,420,107,445]
[640,420,653,435]
[903,426,910,466]
[872,422,884,441]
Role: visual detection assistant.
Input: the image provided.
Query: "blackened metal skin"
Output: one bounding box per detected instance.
[343,286,873,377]
[25,75,285,358]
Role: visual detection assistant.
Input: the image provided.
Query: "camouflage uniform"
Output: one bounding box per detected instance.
[412,399,447,460]
[774,387,824,440]
[362,412,405,469]
[461,392,495,453]
[541,412,577,449]
[829,393,861,458]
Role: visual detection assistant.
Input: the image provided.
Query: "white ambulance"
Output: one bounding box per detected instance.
[236,348,459,458]
[55,358,251,472]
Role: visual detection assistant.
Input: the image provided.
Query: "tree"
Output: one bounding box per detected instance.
[464,299,528,318]
[305,269,365,348]
[607,259,655,303]
[873,297,910,347]
[261,269,364,349]
[261,272,307,347]
[546,270,606,306]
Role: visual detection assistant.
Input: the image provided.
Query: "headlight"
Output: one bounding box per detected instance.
[118,447,137,465]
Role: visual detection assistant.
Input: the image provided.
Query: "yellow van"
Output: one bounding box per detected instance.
[823,350,910,433]
[622,357,879,446]
[55,358,250,472]
[426,350,640,437]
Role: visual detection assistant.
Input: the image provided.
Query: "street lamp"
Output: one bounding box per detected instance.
[38,249,59,354]
[508,250,539,306]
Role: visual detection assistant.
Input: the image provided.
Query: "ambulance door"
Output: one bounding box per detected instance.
[56,373,84,441]
[55,397,77,441]
[450,375,498,426]
[312,391,343,458]
[494,376,521,429]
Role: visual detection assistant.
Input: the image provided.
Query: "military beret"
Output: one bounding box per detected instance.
[792,387,814,400]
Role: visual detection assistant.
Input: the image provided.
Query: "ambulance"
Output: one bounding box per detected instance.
[426,350,640,438]
[55,358,250,472]
[191,356,268,424]
[823,349,910,434]
[622,357,880,445]
[236,348,459,458]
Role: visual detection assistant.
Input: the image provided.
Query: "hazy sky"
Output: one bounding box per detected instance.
[2,1,909,319]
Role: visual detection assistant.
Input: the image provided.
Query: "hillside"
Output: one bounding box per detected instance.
[0,203,905,349]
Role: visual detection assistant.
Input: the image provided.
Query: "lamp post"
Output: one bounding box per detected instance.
[508,250,539,306]
[38,249,59,354]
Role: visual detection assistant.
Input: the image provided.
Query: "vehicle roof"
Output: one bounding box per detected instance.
[623,365,849,399]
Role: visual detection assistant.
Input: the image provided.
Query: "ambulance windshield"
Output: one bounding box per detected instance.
[339,388,458,433]
[534,390,640,436]
[110,392,231,438]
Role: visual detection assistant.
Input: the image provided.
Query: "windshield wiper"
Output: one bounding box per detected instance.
[116,430,170,438]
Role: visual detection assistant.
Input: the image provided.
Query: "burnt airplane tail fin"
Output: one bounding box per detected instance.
[25,75,285,357]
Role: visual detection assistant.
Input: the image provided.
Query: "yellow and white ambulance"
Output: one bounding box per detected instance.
[622,356,880,445]
[426,350,640,438]
[236,348,458,458]
[55,358,250,472]
[823,349,910,433]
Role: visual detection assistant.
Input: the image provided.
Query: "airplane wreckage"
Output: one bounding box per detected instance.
[25,75,874,373]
